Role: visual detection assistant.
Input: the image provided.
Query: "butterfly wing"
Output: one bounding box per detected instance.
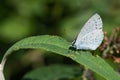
[76,13,103,41]
[74,29,104,50]
[73,13,103,50]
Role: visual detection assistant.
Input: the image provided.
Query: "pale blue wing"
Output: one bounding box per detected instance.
[74,29,104,50]
[76,13,103,40]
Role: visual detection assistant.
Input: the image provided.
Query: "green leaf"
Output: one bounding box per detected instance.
[2,35,120,80]
[23,64,83,80]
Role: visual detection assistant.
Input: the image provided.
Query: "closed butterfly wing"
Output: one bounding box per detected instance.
[74,29,104,50]
[76,13,103,40]
[72,13,103,50]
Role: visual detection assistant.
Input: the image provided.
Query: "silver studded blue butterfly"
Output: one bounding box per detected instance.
[70,13,104,50]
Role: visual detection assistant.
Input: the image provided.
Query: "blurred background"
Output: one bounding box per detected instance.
[0,0,120,80]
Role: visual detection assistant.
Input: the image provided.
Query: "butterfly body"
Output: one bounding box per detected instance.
[70,13,104,50]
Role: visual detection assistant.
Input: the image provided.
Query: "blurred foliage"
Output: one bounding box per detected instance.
[0,0,120,80]
[23,64,83,80]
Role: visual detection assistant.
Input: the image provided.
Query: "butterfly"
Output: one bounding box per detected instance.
[69,13,104,51]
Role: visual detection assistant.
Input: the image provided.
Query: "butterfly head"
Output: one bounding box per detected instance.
[69,44,77,51]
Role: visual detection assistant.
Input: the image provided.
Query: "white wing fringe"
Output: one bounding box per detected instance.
[0,64,5,80]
